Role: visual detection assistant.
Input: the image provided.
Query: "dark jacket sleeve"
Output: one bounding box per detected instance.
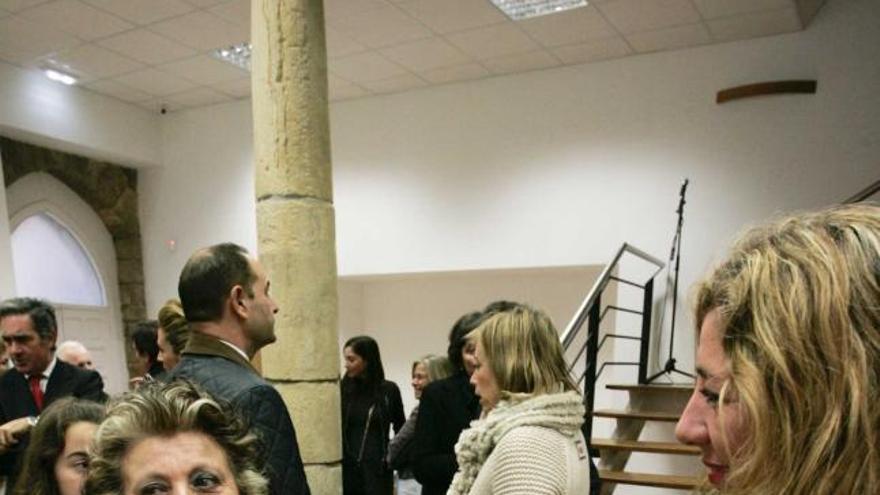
[388,382,406,434]
[411,384,458,487]
[387,408,418,470]
[238,385,311,495]
[0,393,16,476]
[582,417,602,495]
[75,370,107,403]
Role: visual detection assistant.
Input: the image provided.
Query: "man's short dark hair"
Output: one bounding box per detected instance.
[132,320,160,362]
[0,297,57,340]
[178,243,256,323]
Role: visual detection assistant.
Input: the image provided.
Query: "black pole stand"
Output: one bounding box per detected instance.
[647,179,695,383]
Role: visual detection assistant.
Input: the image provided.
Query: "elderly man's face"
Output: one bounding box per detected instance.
[1,314,55,376]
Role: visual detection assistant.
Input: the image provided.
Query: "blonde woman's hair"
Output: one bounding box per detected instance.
[693,203,879,494]
[475,304,578,396]
[414,354,455,383]
[85,380,268,495]
[157,298,190,355]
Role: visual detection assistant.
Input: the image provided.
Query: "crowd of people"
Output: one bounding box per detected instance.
[0,202,876,495]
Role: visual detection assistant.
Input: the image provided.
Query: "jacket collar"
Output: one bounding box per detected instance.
[183,332,259,375]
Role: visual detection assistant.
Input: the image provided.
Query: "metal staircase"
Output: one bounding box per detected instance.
[560,243,701,493]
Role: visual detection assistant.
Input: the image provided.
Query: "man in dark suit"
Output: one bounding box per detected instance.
[0,297,105,486]
[167,243,310,495]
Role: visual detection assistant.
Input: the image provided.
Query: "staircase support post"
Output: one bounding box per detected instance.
[638,278,654,384]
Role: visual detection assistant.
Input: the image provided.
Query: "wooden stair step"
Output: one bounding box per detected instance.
[599,470,701,489]
[593,409,680,422]
[591,438,700,455]
[606,383,693,393]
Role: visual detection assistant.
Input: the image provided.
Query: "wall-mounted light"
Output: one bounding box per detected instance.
[44,68,77,86]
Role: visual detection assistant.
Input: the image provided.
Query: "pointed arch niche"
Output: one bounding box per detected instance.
[1,136,146,392]
[6,173,129,393]
[12,211,105,306]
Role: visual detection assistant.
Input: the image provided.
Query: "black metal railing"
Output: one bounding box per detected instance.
[560,243,664,445]
[843,177,880,203]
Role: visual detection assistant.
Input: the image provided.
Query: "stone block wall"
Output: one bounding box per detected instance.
[0,136,145,376]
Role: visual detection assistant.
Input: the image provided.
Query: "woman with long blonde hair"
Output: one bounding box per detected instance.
[676,203,880,494]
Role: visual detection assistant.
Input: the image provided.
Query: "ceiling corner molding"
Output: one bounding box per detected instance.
[716,80,818,104]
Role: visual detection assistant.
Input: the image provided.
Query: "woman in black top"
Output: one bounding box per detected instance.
[341,336,405,495]
[411,311,485,495]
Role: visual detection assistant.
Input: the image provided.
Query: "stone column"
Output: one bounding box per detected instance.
[251,2,341,494]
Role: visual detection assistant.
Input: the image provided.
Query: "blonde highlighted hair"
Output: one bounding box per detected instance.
[413,354,454,383]
[157,298,190,355]
[85,381,268,495]
[474,304,578,397]
[693,203,879,494]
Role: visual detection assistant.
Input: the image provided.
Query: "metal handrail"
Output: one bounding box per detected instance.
[563,243,665,448]
[560,243,664,349]
[843,178,880,203]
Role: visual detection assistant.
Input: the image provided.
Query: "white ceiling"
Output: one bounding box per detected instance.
[0,0,825,113]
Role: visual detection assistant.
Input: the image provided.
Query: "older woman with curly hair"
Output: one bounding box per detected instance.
[676,203,880,494]
[85,380,268,495]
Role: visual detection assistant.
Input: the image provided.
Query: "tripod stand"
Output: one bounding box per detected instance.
[647,179,695,383]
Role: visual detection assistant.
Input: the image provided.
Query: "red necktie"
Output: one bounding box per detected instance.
[29,375,44,412]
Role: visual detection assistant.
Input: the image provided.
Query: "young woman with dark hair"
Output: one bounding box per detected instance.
[13,397,105,495]
[341,335,406,495]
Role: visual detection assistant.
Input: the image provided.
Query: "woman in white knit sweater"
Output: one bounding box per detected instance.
[447,304,590,495]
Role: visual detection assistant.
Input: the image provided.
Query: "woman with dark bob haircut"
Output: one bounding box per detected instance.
[12,397,105,495]
[85,380,268,495]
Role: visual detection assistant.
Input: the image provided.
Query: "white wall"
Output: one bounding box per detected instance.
[139,100,258,313]
[339,265,604,415]
[0,61,161,167]
[141,0,878,349]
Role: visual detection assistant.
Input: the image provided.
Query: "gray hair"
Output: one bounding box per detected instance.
[56,340,88,356]
[415,354,455,383]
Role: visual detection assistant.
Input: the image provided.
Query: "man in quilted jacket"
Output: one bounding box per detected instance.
[169,242,310,495]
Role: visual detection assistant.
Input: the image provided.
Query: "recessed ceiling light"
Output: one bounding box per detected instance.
[44,68,77,85]
[212,42,252,71]
[490,0,589,20]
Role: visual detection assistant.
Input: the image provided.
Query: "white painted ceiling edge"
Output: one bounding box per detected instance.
[0,61,162,168]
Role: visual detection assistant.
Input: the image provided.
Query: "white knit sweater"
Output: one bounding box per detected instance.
[447,391,590,495]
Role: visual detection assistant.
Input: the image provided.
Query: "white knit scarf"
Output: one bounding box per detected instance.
[447,390,585,495]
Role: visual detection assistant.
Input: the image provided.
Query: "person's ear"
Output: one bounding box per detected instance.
[230,285,248,319]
